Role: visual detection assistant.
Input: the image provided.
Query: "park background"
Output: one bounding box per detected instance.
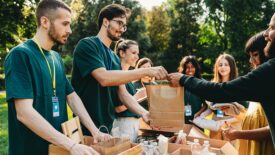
[0,0,275,154]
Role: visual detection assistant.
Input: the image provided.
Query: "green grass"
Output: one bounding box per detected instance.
[0,93,8,155]
[0,93,73,155]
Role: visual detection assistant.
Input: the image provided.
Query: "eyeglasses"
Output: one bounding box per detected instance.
[110,19,127,31]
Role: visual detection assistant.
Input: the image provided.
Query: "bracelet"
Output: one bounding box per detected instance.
[69,143,77,151]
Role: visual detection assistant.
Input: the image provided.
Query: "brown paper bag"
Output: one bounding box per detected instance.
[91,138,131,155]
[146,81,184,128]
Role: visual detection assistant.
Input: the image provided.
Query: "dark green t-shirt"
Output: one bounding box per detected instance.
[184,90,203,124]
[133,81,149,110]
[114,82,139,118]
[4,39,74,155]
[71,36,121,134]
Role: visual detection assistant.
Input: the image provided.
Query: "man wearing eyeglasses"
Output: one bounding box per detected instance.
[71,4,167,135]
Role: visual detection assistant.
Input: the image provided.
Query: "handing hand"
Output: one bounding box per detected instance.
[222,124,240,141]
[147,66,168,80]
[70,143,99,155]
[93,131,112,143]
[167,73,184,87]
[141,111,150,124]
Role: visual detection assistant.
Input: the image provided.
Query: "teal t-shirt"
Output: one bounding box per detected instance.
[184,90,204,124]
[114,82,139,118]
[133,81,149,110]
[4,39,74,155]
[71,36,121,134]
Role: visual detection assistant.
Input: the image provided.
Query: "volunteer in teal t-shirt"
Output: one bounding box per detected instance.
[72,36,122,133]
[4,1,109,154]
[111,39,141,142]
[71,4,167,135]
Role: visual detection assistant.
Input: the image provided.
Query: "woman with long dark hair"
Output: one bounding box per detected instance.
[177,56,206,124]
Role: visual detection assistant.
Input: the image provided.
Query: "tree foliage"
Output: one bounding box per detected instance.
[161,0,203,72]
[1,0,274,76]
[145,4,171,66]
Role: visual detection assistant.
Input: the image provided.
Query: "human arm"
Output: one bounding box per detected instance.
[14,99,99,155]
[168,59,275,103]
[223,126,271,141]
[91,67,167,87]
[115,87,147,113]
[117,84,149,122]
[66,92,112,143]
[74,39,167,86]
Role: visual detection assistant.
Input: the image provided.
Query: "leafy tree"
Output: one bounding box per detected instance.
[145,4,171,65]
[203,0,275,74]
[0,0,37,74]
[162,0,203,72]
[65,0,150,55]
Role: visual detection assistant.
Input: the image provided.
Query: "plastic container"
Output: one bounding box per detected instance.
[191,139,202,155]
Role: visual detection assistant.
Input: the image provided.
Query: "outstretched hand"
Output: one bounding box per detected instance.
[167,73,184,87]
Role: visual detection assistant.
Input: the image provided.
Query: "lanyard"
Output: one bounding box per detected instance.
[185,90,191,105]
[96,36,113,70]
[33,38,57,96]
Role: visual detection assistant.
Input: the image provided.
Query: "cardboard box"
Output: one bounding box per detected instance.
[48,136,138,155]
[140,124,208,139]
[117,143,142,155]
[171,148,192,155]
[48,136,93,155]
[91,137,131,155]
[169,136,238,155]
[167,143,188,154]
[187,137,238,155]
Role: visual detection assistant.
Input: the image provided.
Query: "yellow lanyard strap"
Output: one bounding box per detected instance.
[33,37,56,96]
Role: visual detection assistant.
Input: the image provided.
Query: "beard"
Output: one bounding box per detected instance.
[107,25,122,41]
[48,23,68,45]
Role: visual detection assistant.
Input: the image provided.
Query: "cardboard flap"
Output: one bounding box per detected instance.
[171,148,192,155]
[221,142,238,155]
[188,127,208,139]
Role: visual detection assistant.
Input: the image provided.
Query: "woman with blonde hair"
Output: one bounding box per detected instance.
[111,39,140,142]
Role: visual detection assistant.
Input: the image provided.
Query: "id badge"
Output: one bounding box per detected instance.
[217,110,224,118]
[52,96,60,117]
[185,105,192,116]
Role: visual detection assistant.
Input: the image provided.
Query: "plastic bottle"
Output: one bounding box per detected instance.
[157,135,168,154]
[152,142,159,155]
[175,130,187,144]
[147,144,154,155]
[191,139,202,155]
[142,141,149,155]
[201,140,216,155]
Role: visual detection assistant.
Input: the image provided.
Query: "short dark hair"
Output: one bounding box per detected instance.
[98,4,131,30]
[135,58,153,69]
[36,0,71,26]
[245,31,267,63]
[115,39,138,57]
[178,55,201,78]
